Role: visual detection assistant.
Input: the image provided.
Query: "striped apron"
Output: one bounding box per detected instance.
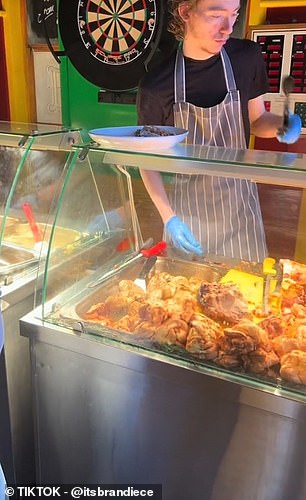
[170,46,267,262]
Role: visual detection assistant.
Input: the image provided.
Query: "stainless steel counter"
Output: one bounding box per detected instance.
[1,274,38,484]
[20,311,306,499]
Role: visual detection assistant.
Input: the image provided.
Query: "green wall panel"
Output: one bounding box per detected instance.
[60,58,137,139]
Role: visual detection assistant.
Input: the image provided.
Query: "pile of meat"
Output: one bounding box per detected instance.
[134,125,175,137]
[83,259,306,388]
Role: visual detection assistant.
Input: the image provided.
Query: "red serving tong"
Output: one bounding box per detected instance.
[140,240,167,257]
[88,240,167,288]
[116,237,166,256]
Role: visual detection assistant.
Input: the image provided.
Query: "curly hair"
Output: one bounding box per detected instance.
[168,0,198,41]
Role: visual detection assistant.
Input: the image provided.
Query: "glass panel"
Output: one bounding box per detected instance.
[40,143,306,403]
[0,120,72,136]
[39,148,143,311]
[79,142,306,183]
[0,125,82,285]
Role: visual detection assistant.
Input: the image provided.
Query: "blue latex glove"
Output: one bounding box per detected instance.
[88,209,123,234]
[277,112,302,144]
[165,216,204,256]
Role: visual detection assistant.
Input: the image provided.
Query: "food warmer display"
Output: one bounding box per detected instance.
[0,121,83,484]
[20,141,306,499]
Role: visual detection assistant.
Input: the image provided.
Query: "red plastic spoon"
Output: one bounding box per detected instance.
[22,202,43,243]
[22,202,49,255]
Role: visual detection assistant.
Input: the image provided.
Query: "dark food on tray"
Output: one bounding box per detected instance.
[83,259,306,388]
[134,125,175,137]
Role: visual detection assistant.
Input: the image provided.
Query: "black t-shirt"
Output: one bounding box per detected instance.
[137,38,269,145]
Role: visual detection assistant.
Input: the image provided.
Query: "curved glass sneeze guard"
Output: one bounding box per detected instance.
[39,141,306,403]
[39,148,143,312]
[0,122,82,286]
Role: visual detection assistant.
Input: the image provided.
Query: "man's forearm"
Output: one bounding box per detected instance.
[140,169,175,224]
[250,111,283,138]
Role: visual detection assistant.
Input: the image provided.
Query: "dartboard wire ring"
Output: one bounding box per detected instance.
[80,0,155,61]
[91,0,148,51]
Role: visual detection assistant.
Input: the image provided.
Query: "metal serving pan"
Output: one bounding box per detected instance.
[0,215,20,228]
[75,256,221,321]
[3,222,82,250]
[0,242,38,275]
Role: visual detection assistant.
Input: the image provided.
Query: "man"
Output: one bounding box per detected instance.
[137,0,301,262]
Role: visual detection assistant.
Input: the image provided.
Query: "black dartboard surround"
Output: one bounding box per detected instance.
[59,0,171,91]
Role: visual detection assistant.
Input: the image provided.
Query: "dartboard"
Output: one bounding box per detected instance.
[59,0,175,91]
[79,0,157,65]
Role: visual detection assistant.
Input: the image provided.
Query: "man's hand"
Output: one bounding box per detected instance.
[165,216,204,256]
[277,112,302,144]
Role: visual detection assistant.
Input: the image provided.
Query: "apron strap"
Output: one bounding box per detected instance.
[220,48,237,92]
[174,44,186,103]
[174,45,238,103]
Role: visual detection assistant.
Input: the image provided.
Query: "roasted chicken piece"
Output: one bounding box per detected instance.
[280,350,306,385]
[147,272,201,301]
[280,282,306,316]
[280,259,306,284]
[86,281,145,323]
[296,322,306,351]
[289,302,306,319]
[242,347,279,374]
[154,319,189,347]
[83,301,106,320]
[220,319,269,356]
[259,315,287,339]
[165,295,198,323]
[185,313,221,360]
[138,303,168,326]
[128,299,146,318]
[170,275,190,289]
[150,283,176,301]
[146,272,177,299]
[115,299,149,333]
[118,279,145,300]
[187,276,203,294]
[215,352,242,370]
[133,321,156,339]
[83,279,145,323]
[271,317,306,357]
[115,314,139,333]
[103,294,131,320]
[217,319,279,374]
[272,336,299,357]
[198,281,249,324]
[82,301,114,327]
